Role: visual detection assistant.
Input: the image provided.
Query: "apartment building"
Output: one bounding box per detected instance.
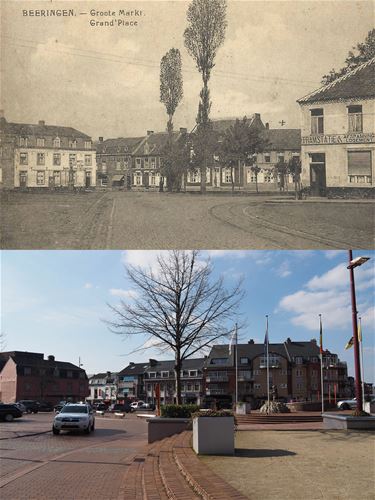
[117,361,150,401]
[87,371,118,404]
[297,57,375,197]
[0,351,89,404]
[204,338,349,406]
[144,358,205,405]
[0,115,96,189]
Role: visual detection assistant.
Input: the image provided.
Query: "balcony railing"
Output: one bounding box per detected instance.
[206,375,229,382]
[206,389,227,395]
[259,362,280,369]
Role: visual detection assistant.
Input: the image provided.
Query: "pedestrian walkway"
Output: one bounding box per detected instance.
[122,431,247,500]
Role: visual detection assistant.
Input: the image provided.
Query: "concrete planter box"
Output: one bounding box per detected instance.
[322,413,375,430]
[236,402,251,415]
[193,416,234,455]
[364,402,375,414]
[147,417,190,444]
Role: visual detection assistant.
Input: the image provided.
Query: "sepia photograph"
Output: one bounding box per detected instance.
[1,0,374,249]
[0,1,375,499]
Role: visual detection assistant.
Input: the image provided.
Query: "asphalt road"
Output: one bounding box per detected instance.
[1,191,374,249]
[0,412,148,499]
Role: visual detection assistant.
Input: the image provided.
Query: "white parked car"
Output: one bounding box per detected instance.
[337,398,357,410]
[130,401,150,410]
[52,403,95,435]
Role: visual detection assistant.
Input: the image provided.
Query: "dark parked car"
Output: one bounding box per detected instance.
[0,403,23,422]
[17,400,39,414]
[54,401,68,412]
[37,401,54,412]
[93,403,108,412]
[109,403,132,413]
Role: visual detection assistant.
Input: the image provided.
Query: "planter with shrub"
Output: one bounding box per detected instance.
[192,410,235,455]
[147,404,199,443]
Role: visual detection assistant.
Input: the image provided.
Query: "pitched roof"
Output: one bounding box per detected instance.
[206,340,324,367]
[211,114,265,134]
[133,131,181,156]
[96,137,143,155]
[1,121,91,139]
[118,362,150,376]
[297,58,375,104]
[0,351,85,373]
[262,129,301,151]
[145,358,205,372]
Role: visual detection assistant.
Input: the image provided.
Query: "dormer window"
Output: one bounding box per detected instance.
[53,137,61,148]
[69,139,77,149]
[37,137,45,147]
[19,137,28,147]
[85,140,92,149]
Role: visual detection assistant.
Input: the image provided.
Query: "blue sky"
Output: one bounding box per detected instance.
[1,250,374,383]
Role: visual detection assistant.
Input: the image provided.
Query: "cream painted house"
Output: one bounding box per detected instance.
[1,117,96,189]
[297,58,375,197]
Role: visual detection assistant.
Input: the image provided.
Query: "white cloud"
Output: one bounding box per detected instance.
[109,288,138,300]
[278,260,375,332]
[276,261,291,278]
[307,263,374,292]
[84,283,93,289]
[121,250,165,272]
[324,250,346,260]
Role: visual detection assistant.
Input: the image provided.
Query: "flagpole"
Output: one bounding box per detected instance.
[266,315,270,413]
[235,322,238,408]
[359,317,365,408]
[319,314,324,414]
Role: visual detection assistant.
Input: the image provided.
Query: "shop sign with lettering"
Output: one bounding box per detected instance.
[302,133,375,145]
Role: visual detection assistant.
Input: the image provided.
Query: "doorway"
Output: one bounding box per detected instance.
[19,171,27,188]
[309,153,326,196]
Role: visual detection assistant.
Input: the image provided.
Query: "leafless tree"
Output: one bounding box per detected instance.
[160,48,183,191]
[107,251,243,404]
[184,0,227,193]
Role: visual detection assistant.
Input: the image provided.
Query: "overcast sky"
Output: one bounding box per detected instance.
[2,0,374,139]
[2,250,374,382]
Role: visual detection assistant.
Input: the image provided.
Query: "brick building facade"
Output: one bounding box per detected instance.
[0,351,89,404]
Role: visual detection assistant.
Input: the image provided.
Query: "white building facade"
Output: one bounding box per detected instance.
[298,58,375,197]
[1,119,97,189]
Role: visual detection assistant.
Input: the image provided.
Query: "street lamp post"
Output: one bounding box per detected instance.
[347,250,370,414]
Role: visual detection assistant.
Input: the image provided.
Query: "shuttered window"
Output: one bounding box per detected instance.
[347,151,371,183]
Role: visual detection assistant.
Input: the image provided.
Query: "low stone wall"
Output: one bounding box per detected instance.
[147,417,190,444]
[322,413,375,430]
[287,401,336,412]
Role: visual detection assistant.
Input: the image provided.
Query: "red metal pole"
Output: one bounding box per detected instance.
[348,250,363,413]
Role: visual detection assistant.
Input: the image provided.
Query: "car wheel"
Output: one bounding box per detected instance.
[33,411,38,414]
[91,422,95,432]
[26,409,32,414]
[4,413,14,422]
[52,427,60,435]
[84,425,91,434]
[341,403,350,410]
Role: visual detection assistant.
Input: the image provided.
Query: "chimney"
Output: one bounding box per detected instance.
[149,358,157,367]
[47,355,55,362]
[248,339,255,344]
[147,130,154,136]
[311,339,317,345]
[179,127,187,134]
[129,362,135,366]
[265,123,269,129]
[106,371,111,376]
[286,337,292,344]
[99,137,104,142]
[254,113,261,119]
[38,120,45,126]
[0,109,4,119]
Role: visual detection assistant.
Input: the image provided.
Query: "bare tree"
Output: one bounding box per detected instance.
[107,251,243,405]
[184,0,227,193]
[160,48,183,192]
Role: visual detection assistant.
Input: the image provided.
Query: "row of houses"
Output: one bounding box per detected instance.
[87,338,357,407]
[1,58,374,196]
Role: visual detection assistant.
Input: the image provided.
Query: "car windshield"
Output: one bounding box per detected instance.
[60,405,88,414]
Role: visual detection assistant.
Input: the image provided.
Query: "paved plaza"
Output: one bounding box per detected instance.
[1,191,374,249]
[1,412,374,499]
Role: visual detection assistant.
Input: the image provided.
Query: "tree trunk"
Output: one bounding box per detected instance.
[175,352,182,405]
[255,174,259,194]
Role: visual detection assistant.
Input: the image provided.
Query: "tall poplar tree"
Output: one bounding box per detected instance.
[184,0,227,193]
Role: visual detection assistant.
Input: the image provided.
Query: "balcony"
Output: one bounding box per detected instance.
[206,388,227,395]
[206,375,229,382]
[259,362,280,369]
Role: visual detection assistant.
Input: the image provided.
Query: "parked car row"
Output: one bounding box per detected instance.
[0,403,24,422]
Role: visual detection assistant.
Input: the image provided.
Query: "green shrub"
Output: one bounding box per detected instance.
[191,409,234,418]
[160,404,200,418]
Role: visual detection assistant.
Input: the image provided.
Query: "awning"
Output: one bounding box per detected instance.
[112,175,125,182]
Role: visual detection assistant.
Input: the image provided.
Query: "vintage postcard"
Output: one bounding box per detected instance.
[1,0,374,249]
